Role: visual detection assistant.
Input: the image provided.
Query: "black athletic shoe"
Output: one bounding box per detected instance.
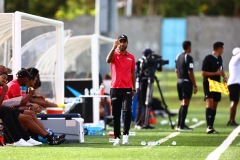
[58,134,66,139]
[206,127,219,134]
[48,135,65,145]
[141,124,155,129]
[178,125,193,131]
[227,121,239,126]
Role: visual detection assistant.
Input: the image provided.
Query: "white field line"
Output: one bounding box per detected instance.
[157,132,180,144]
[143,120,205,148]
[189,120,205,128]
[143,132,180,148]
[206,125,240,160]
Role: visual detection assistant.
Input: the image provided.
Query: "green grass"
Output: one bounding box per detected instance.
[1,71,240,160]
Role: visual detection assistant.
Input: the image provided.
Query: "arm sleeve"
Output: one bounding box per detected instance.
[131,56,136,72]
[187,55,194,71]
[201,56,209,71]
[9,84,21,98]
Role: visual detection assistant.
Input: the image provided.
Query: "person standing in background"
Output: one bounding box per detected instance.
[135,48,156,130]
[106,35,136,146]
[175,41,197,131]
[227,47,240,126]
[201,42,227,134]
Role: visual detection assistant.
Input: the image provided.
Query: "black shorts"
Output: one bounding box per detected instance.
[203,81,221,101]
[177,80,193,100]
[228,84,240,102]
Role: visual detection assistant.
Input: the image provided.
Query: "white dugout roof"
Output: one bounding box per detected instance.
[0,11,64,105]
[0,11,114,124]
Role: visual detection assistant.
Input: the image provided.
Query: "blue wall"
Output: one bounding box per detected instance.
[161,18,187,69]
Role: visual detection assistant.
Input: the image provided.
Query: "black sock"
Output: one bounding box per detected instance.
[211,110,216,128]
[177,105,183,127]
[206,108,213,128]
[44,133,53,142]
[180,105,188,128]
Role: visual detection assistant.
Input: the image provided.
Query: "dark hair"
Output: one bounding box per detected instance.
[182,41,191,50]
[16,68,32,78]
[0,65,8,75]
[27,67,39,78]
[213,42,224,50]
[34,76,41,89]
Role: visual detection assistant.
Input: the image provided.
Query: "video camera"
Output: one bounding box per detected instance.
[138,53,169,78]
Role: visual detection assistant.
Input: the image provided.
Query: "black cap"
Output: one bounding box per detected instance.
[16,69,31,78]
[143,48,154,56]
[118,35,128,42]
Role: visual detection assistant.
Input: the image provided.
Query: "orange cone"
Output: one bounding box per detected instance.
[0,137,4,146]
[148,111,156,124]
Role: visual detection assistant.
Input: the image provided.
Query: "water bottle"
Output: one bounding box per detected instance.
[84,88,89,95]
[147,141,156,146]
[95,88,100,95]
[0,124,5,146]
[90,88,94,95]
[141,141,147,146]
[98,120,105,129]
[100,83,105,95]
[21,86,27,96]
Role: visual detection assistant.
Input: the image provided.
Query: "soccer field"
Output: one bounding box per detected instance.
[1,72,240,160]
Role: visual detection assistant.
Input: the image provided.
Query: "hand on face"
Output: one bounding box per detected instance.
[113,40,119,49]
[0,74,8,86]
[28,87,35,95]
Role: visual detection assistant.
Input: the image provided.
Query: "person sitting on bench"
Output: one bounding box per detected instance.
[4,67,65,145]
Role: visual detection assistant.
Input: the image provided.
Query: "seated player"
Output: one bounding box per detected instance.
[0,65,41,146]
[27,67,58,109]
[6,68,65,145]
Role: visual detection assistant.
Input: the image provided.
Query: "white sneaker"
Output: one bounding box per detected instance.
[27,138,42,146]
[113,138,120,146]
[14,138,33,147]
[175,126,180,131]
[134,125,142,129]
[122,135,129,145]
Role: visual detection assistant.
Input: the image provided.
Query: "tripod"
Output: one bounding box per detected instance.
[154,76,174,129]
[137,76,174,129]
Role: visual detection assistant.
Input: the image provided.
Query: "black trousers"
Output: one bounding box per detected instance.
[0,107,29,142]
[135,80,148,126]
[110,88,132,138]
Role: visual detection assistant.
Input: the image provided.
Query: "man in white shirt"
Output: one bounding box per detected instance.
[227,47,240,126]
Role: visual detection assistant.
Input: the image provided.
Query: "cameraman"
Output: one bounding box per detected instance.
[175,40,197,131]
[135,48,157,129]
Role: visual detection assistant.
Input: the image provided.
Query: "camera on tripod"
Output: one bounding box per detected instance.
[135,48,174,129]
[138,51,169,78]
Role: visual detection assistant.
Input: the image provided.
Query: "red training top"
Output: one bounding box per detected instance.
[7,79,21,99]
[0,87,9,105]
[110,51,135,88]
